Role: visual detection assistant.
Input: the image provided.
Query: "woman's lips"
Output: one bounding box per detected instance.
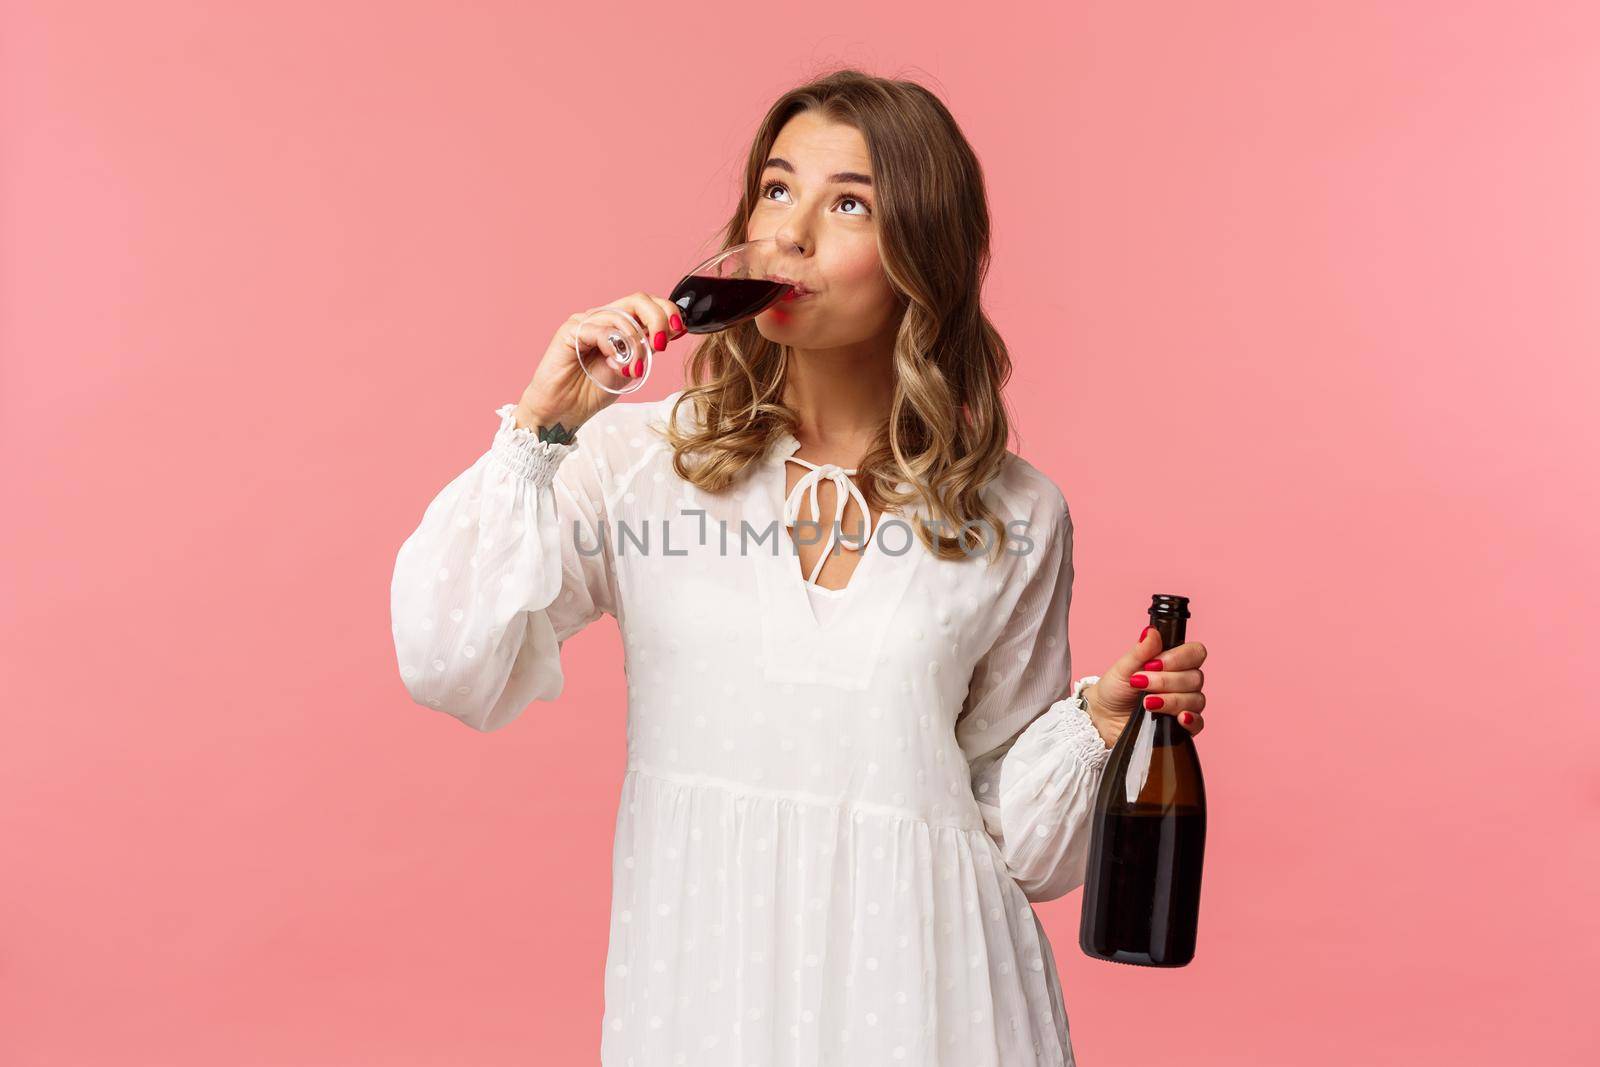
[768,275,814,299]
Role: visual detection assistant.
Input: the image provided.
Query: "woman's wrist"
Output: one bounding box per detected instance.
[1081,682,1122,749]
[514,402,585,444]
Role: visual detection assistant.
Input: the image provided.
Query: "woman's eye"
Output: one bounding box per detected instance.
[758,181,871,217]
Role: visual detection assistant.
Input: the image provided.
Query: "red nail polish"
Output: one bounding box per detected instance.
[1144,695,1164,710]
[1142,659,1162,670]
[1140,626,1151,641]
[1179,711,1192,725]
[652,331,667,351]
[1130,674,1148,688]
[669,314,683,332]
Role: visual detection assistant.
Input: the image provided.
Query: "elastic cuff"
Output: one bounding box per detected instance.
[1047,694,1114,771]
[490,403,577,487]
[1051,674,1112,770]
[1007,692,1114,783]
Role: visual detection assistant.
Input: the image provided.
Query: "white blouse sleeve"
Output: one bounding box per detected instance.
[955,502,1112,903]
[389,403,618,732]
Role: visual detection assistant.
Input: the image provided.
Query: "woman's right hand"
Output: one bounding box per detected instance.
[515,291,687,435]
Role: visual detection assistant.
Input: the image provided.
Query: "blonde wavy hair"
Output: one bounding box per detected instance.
[663,67,1021,562]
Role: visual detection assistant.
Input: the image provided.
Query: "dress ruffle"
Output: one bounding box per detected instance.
[601,764,1075,1066]
[490,402,578,485]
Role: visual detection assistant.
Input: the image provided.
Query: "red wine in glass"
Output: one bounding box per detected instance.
[573,236,800,396]
[669,275,794,333]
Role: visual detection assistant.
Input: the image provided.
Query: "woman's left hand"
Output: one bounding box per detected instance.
[1083,625,1208,747]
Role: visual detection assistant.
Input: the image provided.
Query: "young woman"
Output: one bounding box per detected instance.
[391,69,1209,1067]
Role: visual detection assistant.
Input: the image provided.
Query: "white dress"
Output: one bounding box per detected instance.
[389,389,1112,1066]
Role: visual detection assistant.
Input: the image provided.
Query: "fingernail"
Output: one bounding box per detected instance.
[652,331,667,351]
[1179,711,1192,725]
[1142,659,1162,670]
[1139,626,1151,640]
[1145,696,1164,710]
[1130,674,1148,688]
[669,314,683,333]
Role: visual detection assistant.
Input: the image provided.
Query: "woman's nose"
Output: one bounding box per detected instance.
[771,231,808,257]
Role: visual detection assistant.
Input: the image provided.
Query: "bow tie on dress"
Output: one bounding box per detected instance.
[783,456,878,586]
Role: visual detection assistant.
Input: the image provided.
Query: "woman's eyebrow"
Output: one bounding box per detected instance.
[763,157,873,187]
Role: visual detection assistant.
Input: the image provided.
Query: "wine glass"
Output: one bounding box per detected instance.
[574,236,798,395]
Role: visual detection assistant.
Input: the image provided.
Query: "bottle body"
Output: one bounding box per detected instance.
[1079,595,1207,967]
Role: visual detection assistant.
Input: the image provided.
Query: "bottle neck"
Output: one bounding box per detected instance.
[1145,613,1189,744]
[1149,615,1186,650]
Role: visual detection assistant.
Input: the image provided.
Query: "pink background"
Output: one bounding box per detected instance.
[3,2,1596,1064]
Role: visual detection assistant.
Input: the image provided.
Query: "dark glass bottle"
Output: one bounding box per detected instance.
[1079,594,1207,967]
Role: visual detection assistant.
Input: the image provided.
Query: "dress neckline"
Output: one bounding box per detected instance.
[764,426,918,608]
[782,453,878,588]
[767,427,912,492]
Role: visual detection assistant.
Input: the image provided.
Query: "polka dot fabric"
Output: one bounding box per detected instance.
[390,390,1113,1065]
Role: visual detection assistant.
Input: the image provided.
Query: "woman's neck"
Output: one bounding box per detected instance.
[781,339,896,459]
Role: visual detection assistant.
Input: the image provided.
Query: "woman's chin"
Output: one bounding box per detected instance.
[755,306,813,342]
